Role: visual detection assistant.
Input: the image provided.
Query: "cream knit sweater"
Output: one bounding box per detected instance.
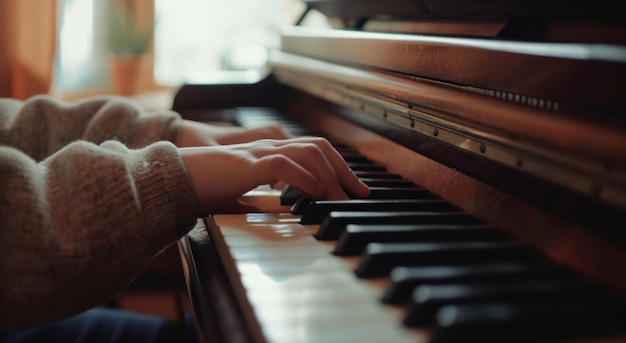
[0,95,200,331]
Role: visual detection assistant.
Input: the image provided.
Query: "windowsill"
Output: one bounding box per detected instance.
[52,86,178,111]
[127,89,177,111]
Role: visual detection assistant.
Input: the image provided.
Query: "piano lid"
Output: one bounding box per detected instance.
[303,0,626,27]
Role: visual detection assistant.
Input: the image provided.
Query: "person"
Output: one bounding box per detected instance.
[0,94,370,342]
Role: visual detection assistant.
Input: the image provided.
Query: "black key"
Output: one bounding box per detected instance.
[299,199,458,224]
[340,153,371,163]
[355,241,546,277]
[364,187,435,200]
[333,145,357,153]
[348,163,387,172]
[333,224,508,256]
[382,263,576,304]
[316,211,480,240]
[354,171,402,179]
[358,178,416,187]
[430,297,626,343]
[404,279,599,327]
[282,180,416,208]
[290,197,315,215]
[280,185,302,206]
[291,187,437,215]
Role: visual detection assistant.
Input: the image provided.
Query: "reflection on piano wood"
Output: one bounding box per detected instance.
[175,1,626,342]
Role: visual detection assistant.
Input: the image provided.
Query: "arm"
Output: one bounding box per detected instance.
[0,96,368,332]
[0,95,182,161]
[0,140,200,332]
[0,136,369,332]
[0,95,292,162]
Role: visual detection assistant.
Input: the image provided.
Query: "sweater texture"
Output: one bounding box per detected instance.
[0,95,200,331]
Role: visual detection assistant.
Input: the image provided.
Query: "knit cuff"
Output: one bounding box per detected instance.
[127,141,201,240]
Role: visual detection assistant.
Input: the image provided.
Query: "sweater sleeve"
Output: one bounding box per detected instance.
[0,95,182,161]
[0,140,200,332]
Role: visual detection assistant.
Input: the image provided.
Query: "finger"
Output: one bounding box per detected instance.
[278,142,350,200]
[310,138,370,197]
[269,137,370,198]
[271,180,288,189]
[251,155,326,199]
[216,124,292,145]
[257,123,293,140]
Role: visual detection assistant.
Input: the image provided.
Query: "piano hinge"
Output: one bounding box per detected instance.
[273,67,626,211]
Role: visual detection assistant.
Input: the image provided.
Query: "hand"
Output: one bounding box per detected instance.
[179,137,370,212]
[175,119,292,147]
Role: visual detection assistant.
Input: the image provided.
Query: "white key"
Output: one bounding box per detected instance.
[208,213,428,343]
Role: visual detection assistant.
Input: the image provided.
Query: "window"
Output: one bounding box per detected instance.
[53,0,330,95]
[53,0,108,94]
[153,0,329,86]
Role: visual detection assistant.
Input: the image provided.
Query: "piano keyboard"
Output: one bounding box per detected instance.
[197,109,626,343]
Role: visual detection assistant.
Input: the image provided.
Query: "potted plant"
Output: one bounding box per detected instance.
[106,0,154,95]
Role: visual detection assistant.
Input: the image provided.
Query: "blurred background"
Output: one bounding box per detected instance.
[0,0,330,321]
[0,0,330,104]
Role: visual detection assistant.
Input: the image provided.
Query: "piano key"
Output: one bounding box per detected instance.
[358,178,417,187]
[205,208,626,343]
[430,298,626,343]
[354,171,402,179]
[362,187,436,200]
[315,211,481,240]
[280,185,302,206]
[382,263,576,304]
[340,153,371,163]
[299,199,458,224]
[333,224,509,256]
[280,177,417,206]
[209,213,427,343]
[361,178,417,187]
[403,279,601,327]
[229,244,333,261]
[291,187,439,215]
[355,241,547,278]
[347,162,387,172]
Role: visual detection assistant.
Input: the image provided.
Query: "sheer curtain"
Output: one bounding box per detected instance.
[0,0,57,99]
[52,0,159,99]
[153,0,330,86]
[49,0,328,99]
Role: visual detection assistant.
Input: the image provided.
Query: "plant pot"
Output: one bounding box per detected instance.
[109,55,144,95]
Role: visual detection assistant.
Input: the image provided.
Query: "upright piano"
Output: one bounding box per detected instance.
[173,0,626,342]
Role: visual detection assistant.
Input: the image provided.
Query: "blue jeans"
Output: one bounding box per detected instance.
[0,308,198,343]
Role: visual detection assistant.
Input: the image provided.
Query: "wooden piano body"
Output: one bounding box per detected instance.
[173,1,626,342]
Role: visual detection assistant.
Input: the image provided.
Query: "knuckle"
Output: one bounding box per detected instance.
[263,155,290,171]
[300,143,324,156]
[310,136,330,146]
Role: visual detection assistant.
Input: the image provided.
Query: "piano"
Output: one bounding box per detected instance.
[173,1,626,342]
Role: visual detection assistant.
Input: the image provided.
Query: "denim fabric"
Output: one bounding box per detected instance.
[0,308,197,343]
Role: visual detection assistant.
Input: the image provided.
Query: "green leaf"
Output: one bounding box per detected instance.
[106,2,153,55]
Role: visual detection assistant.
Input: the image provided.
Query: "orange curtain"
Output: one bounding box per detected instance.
[0,0,57,99]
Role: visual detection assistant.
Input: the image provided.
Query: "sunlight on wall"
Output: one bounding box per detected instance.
[154,0,329,86]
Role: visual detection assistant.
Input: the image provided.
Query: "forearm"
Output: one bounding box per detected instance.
[0,141,199,332]
[0,95,182,161]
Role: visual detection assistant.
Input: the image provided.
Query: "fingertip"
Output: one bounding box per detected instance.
[344,175,370,198]
[355,179,371,197]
